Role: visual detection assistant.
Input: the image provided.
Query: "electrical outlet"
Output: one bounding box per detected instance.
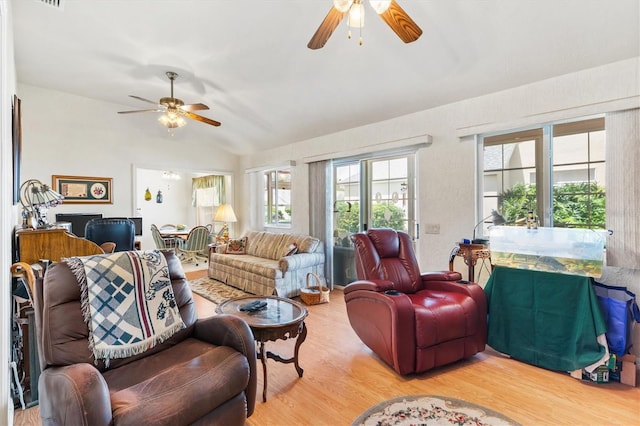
[424,223,440,234]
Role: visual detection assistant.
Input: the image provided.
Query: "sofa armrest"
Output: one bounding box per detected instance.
[343,279,395,295]
[39,363,112,426]
[193,314,257,416]
[278,252,325,275]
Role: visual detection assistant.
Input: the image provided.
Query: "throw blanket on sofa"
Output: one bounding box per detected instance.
[66,250,185,366]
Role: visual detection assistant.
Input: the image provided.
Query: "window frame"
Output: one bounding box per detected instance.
[263,168,292,227]
[478,117,605,231]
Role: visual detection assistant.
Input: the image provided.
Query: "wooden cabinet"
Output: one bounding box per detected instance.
[16,228,103,264]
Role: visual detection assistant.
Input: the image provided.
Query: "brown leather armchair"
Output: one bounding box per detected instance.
[33,250,257,426]
[344,229,487,375]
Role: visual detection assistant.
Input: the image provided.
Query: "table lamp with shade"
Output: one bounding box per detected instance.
[19,179,64,229]
[214,204,237,242]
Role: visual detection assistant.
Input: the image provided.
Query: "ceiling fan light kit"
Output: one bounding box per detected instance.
[308,0,422,49]
[117,71,221,130]
[158,107,186,129]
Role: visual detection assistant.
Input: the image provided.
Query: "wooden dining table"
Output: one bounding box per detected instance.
[159,228,191,239]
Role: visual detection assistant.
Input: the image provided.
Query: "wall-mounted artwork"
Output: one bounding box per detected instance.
[52,175,113,204]
[12,95,22,205]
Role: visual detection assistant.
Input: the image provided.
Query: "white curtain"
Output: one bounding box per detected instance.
[606,108,640,269]
[309,160,333,288]
[247,171,265,232]
[192,175,224,226]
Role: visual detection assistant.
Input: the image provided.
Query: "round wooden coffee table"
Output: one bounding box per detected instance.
[216,295,308,402]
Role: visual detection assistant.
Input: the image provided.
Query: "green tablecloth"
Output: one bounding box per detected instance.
[484,266,607,371]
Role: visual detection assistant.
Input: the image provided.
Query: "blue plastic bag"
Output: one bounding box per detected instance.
[593,282,640,356]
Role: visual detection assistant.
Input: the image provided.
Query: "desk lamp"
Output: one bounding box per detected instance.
[214,204,237,242]
[19,179,64,229]
[472,209,506,244]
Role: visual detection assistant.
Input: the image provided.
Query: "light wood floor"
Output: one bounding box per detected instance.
[15,269,640,425]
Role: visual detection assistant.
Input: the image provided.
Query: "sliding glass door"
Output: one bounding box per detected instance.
[331,154,416,285]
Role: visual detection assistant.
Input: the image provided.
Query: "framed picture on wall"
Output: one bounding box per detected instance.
[52,175,113,204]
[12,95,22,205]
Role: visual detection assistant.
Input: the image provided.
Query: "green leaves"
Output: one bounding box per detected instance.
[499,182,605,229]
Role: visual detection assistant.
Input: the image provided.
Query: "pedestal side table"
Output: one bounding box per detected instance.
[449,242,491,282]
[216,295,308,402]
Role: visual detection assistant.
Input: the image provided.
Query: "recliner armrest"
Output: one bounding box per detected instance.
[193,314,257,416]
[423,279,487,305]
[39,363,112,426]
[421,271,462,281]
[343,279,395,295]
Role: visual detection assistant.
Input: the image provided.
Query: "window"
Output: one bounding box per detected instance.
[333,154,416,238]
[332,154,417,285]
[481,117,605,234]
[192,175,225,226]
[264,169,291,226]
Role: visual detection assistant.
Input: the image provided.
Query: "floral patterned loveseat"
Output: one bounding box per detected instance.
[208,230,325,298]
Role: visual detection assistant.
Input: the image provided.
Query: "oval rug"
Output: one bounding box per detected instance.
[352,394,522,426]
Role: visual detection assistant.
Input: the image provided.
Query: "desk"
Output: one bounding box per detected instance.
[449,243,491,282]
[16,228,104,264]
[484,266,607,371]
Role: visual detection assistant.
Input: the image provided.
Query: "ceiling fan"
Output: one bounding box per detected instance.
[118,71,221,128]
[308,0,422,49]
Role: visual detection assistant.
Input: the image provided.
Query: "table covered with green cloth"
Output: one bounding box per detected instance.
[484,266,607,371]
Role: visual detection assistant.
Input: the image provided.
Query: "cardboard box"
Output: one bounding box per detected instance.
[620,354,637,387]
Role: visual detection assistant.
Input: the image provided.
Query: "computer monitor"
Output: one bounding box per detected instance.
[55,213,103,237]
[128,217,143,236]
[106,217,143,236]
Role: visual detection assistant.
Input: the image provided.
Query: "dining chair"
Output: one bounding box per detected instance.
[150,224,177,251]
[177,226,210,266]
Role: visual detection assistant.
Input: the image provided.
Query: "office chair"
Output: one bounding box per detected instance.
[85,218,135,252]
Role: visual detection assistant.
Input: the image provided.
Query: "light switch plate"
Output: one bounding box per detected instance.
[424,223,440,234]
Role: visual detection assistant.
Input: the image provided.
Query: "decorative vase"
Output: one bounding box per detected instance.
[156,190,163,203]
[144,188,152,201]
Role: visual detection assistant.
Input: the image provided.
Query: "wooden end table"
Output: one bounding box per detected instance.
[449,242,492,282]
[215,295,308,402]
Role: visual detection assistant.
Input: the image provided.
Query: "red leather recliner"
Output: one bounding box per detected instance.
[344,229,487,375]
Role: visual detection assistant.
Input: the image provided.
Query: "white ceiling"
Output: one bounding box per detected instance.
[12,0,640,155]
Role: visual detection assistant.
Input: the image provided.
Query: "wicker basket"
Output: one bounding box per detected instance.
[300,273,330,305]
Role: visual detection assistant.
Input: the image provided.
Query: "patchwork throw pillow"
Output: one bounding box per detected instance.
[226,237,248,254]
[283,242,298,257]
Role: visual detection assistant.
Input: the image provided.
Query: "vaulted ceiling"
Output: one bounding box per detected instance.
[12,0,640,155]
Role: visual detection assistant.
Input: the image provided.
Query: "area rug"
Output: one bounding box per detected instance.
[352,395,521,426]
[189,277,252,305]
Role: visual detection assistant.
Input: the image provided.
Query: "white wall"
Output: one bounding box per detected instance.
[135,168,194,250]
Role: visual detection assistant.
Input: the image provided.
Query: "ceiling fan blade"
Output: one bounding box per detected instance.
[183,111,221,127]
[118,109,164,114]
[180,103,209,112]
[377,0,423,44]
[128,95,162,106]
[308,6,347,50]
